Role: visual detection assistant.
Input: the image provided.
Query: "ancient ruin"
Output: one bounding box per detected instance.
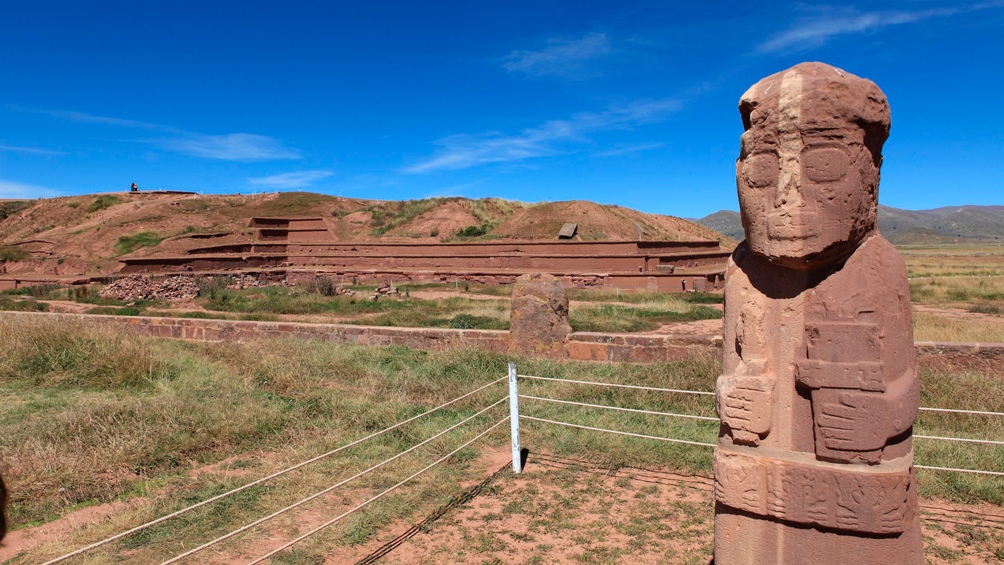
[113,217,729,292]
[713,62,922,563]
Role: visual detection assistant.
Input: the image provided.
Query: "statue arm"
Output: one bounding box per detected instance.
[717,256,774,445]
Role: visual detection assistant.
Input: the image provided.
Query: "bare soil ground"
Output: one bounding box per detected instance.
[380,453,1004,565]
[7,450,1001,564]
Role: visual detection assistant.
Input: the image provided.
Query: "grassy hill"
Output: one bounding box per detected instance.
[695,205,1004,246]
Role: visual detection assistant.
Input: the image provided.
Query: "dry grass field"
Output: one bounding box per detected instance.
[1,318,1002,563]
[903,244,1004,342]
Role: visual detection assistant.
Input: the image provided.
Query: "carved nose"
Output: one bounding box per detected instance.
[774,158,804,210]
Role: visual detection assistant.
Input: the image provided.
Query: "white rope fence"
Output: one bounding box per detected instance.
[915,464,1004,477]
[246,417,510,565]
[521,416,716,448]
[919,407,1004,417]
[42,376,507,565]
[514,370,1004,479]
[914,434,1004,447]
[519,374,715,396]
[161,398,508,564]
[519,394,719,422]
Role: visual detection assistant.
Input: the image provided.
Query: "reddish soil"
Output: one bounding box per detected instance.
[7,449,1000,564]
[380,453,1004,565]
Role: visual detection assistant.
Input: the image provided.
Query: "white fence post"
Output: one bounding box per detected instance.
[508,361,522,474]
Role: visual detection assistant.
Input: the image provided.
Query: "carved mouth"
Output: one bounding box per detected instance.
[766,213,817,241]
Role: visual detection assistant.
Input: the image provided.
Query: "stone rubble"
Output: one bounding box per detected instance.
[368,282,399,302]
[99,275,200,301]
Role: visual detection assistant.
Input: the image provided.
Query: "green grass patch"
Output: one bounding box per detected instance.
[84,306,143,316]
[971,302,1004,316]
[202,287,509,328]
[567,288,723,305]
[0,199,33,220]
[366,197,459,235]
[570,304,722,333]
[115,231,163,255]
[1,283,61,297]
[0,245,30,262]
[88,194,123,213]
[916,358,1004,504]
[0,297,49,312]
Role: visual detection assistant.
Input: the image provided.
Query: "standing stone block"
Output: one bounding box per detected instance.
[509,273,572,358]
[713,62,922,564]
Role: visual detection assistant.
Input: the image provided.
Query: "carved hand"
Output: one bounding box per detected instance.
[716,374,773,445]
[814,389,888,453]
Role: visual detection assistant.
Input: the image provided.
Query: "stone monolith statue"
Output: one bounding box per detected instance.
[713,62,922,564]
[509,273,572,359]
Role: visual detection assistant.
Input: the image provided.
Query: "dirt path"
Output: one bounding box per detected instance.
[913,304,998,321]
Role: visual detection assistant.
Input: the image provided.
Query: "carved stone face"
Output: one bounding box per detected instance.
[736,62,890,269]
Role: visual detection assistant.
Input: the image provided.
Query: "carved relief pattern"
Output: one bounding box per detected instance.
[714,450,912,534]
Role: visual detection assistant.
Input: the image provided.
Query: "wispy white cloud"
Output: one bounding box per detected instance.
[406,99,680,173]
[0,144,67,156]
[422,178,490,198]
[759,3,1001,53]
[592,142,665,158]
[501,32,611,78]
[152,133,301,161]
[0,179,60,199]
[15,106,300,162]
[11,106,177,132]
[249,169,333,189]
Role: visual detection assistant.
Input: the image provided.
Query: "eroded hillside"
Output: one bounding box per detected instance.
[0,191,731,277]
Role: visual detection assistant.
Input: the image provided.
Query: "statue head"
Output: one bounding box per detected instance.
[736,62,890,269]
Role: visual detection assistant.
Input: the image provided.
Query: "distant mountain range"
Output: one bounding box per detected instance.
[694,205,1004,245]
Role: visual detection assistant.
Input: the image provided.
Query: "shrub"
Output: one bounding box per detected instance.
[455,224,490,238]
[315,276,336,296]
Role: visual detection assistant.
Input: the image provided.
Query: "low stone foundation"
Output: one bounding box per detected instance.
[0,311,716,362]
[1,312,999,364]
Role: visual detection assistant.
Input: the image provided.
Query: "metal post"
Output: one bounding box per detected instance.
[508,361,522,474]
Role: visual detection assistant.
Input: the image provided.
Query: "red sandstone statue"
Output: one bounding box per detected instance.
[713,62,922,563]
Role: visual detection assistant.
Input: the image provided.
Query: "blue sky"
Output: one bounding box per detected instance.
[0,1,1001,218]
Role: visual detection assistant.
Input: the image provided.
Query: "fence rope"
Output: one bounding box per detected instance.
[519,375,714,396]
[521,415,716,448]
[245,417,510,565]
[915,464,1004,477]
[42,376,506,565]
[919,407,1004,418]
[160,397,507,564]
[519,394,719,422]
[915,434,1004,446]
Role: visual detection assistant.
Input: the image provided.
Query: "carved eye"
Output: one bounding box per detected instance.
[802,147,849,182]
[743,152,778,188]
